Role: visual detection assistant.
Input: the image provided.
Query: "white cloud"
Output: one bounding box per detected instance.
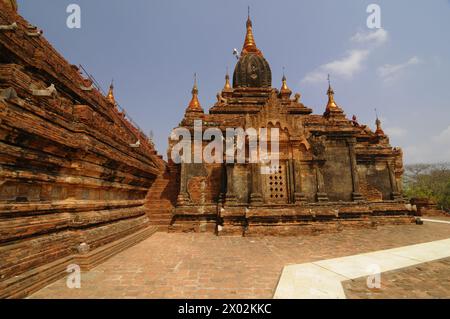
[350,29,388,46]
[302,29,389,84]
[377,56,421,82]
[326,50,370,78]
[302,50,370,84]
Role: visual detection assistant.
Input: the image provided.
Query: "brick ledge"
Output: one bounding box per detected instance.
[0,226,157,299]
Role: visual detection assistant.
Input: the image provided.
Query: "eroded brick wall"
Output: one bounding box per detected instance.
[0,4,165,297]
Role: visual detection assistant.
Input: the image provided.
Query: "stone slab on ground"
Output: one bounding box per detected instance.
[274,238,450,299]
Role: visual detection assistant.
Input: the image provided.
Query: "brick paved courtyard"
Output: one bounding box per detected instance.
[30,221,450,299]
[343,257,450,298]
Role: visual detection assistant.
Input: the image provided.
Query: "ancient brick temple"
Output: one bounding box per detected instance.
[169,14,415,235]
[0,1,416,298]
[0,1,165,297]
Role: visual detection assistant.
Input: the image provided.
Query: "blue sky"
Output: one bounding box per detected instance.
[17,0,450,163]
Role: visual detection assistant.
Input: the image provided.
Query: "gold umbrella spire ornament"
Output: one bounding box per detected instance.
[326,74,339,111]
[281,67,290,92]
[223,68,232,90]
[241,6,262,56]
[187,73,203,112]
[106,80,116,105]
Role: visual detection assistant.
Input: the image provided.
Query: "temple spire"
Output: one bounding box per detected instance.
[375,108,385,136]
[326,74,338,110]
[280,67,292,99]
[186,73,203,113]
[242,7,262,56]
[223,67,231,91]
[281,75,288,90]
[281,67,290,91]
[324,75,345,118]
[106,80,116,105]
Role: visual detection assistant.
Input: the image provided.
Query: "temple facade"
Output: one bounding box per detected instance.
[169,14,414,236]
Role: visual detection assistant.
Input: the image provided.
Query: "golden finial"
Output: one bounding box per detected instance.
[326,74,338,110]
[192,73,198,94]
[281,67,290,92]
[187,73,203,112]
[242,6,262,56]
[106,80,116,105]
[223,67,232,90]
[279,67,292,99]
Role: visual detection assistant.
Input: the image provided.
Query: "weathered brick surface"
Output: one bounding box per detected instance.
[145,166,178,229]
[411,198,449,217]
[343,257,450,299]
[0,3,165,297]
[359,181,383,202]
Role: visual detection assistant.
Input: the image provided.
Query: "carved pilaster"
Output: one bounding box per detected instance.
[292,160,307,204]
[250,163,263,205]
[315,163,328,202]
[388,162,402,200]
[176,163,191,205]
[225,164,237,205]
[348,139,364,202]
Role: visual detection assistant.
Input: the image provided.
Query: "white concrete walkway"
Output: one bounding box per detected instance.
[421,218,450,225]
[274,238,450,299]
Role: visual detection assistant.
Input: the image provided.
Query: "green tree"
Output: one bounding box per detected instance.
[404,163,450,211]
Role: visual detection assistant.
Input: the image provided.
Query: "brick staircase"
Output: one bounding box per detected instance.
[145,167,178,231]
